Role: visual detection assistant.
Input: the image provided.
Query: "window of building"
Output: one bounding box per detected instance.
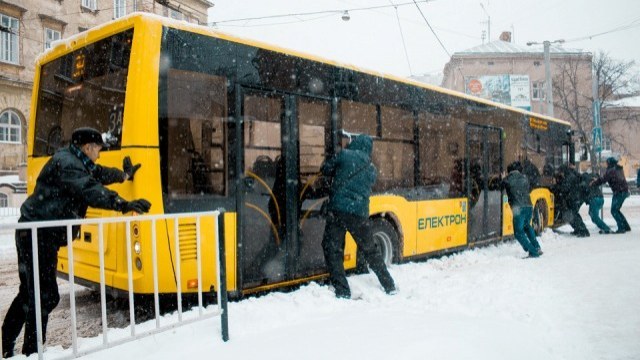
[0,193,7,208]
[81,0,97,11]
[0,109,21,143]
[602,135,612,152]
[532,81,545,100]
[0,13,19,64]
[114,0,126,19]
[44,28,61,50]
[169,8,183,20]
[487,61,494,66]
[534,61,541,66]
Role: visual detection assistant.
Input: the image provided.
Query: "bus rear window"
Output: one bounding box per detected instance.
[32,29,134,156]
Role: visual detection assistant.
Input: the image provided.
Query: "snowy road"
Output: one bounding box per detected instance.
[1,196,639,360]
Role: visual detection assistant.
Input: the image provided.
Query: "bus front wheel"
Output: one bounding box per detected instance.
[371,218,399,266]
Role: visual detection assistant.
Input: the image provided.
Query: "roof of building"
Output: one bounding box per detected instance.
[454,40,586,56]
[604,95,640,108]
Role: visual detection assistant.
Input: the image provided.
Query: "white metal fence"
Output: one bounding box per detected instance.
[0,211,229,360]
[0,208,20,218]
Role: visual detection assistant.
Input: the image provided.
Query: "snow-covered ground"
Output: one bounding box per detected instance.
[1,196,639,360]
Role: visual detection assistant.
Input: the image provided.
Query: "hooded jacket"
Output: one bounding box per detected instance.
[592,162,628,193]
[321,135,376,217]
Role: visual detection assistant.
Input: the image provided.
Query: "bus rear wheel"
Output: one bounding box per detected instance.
[371,218,399,266]
[532,201,546,236]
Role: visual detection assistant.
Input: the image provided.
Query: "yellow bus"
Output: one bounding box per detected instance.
[28,13,573,299]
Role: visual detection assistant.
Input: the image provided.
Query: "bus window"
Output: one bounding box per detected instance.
[33,29,133,156]
[373,105,415,191]
[418,112,465,198]
[164,69,227,196]
[340,100,377,137]
[243,95,282,176]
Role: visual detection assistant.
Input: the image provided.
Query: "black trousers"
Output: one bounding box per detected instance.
[321,211,395,297]
[567,201,589,234]
[2,229,61,356]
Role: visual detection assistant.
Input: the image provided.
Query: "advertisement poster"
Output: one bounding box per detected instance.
[509,75,532,110]
[464,75,531,111]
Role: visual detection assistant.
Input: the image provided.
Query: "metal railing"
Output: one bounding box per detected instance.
[0,211,229,360]
[0,207,20,218]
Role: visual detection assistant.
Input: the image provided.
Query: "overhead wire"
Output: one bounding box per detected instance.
[563,16,640,43]
[209,0,431,26]
[389,0,414,76]
[411,0,450,58]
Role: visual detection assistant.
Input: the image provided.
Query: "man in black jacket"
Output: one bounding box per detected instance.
[591,157,630,234]
[502,161,543,258]
[321,134,396,299]
[2,127,151,357]
[556,163,590,237]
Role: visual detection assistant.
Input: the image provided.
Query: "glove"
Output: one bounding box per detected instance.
[122,199,151,214]
[123,156,142,181]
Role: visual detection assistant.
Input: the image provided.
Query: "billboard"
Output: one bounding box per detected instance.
[465,75,531,111]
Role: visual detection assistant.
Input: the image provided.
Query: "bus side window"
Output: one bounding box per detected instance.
[373,105,415,191]
[166,69,227,196]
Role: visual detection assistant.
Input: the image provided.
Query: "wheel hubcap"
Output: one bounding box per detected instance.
[373,230,393,265]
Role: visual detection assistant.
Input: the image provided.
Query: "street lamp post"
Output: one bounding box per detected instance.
[527,39,564,117]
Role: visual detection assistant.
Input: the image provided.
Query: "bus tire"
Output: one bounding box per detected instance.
[532,201,547,236]
[370,218,399,266]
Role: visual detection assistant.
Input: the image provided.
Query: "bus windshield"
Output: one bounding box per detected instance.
[32,29,134,156]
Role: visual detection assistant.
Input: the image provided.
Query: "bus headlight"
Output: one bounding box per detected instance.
[134,241,141,254]
[135,257,142,270]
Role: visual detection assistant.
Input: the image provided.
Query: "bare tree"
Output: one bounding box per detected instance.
[552,51,639,171]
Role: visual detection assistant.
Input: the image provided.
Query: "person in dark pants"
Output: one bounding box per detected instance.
[591,157,630,234]
[320,134,396,299]
[2,127,151,357]
[581,172,612,234]
[502,161,543,258]
[556,163,590,237]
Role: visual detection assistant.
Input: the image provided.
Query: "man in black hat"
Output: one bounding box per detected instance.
[590,157,630,234]
[2,127,151,357]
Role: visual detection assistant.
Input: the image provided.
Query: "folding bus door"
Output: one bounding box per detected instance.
[239,89,289,288]
[466,124,503,243]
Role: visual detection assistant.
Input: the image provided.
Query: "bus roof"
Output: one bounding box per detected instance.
[41,12,571,127]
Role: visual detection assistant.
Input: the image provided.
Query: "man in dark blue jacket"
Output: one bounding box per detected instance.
[2,127,151,357]
[502,161,543,258]
[320,134,395,299]
[591,157,630,234]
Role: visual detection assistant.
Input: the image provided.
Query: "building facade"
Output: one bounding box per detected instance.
[0,0,212,171]
[442,31,592,121]
[600,96,640,178]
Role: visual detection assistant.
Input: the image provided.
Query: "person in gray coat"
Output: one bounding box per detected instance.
[502,161,543,258]
[2,127,151,357]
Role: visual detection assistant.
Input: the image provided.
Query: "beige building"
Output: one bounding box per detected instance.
[600,96,640,178]
[0,0,213,172]
[442,31,592,121]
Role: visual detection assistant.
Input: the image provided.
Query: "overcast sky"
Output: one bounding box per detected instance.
[207,0,640,79]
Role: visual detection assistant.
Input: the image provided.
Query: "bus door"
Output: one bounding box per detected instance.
[239,89,288,288]
[293,95,333,279]
[238,89,333,288]
[466,124,503,243]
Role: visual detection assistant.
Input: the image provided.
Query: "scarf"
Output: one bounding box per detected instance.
[69,144,97,173]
